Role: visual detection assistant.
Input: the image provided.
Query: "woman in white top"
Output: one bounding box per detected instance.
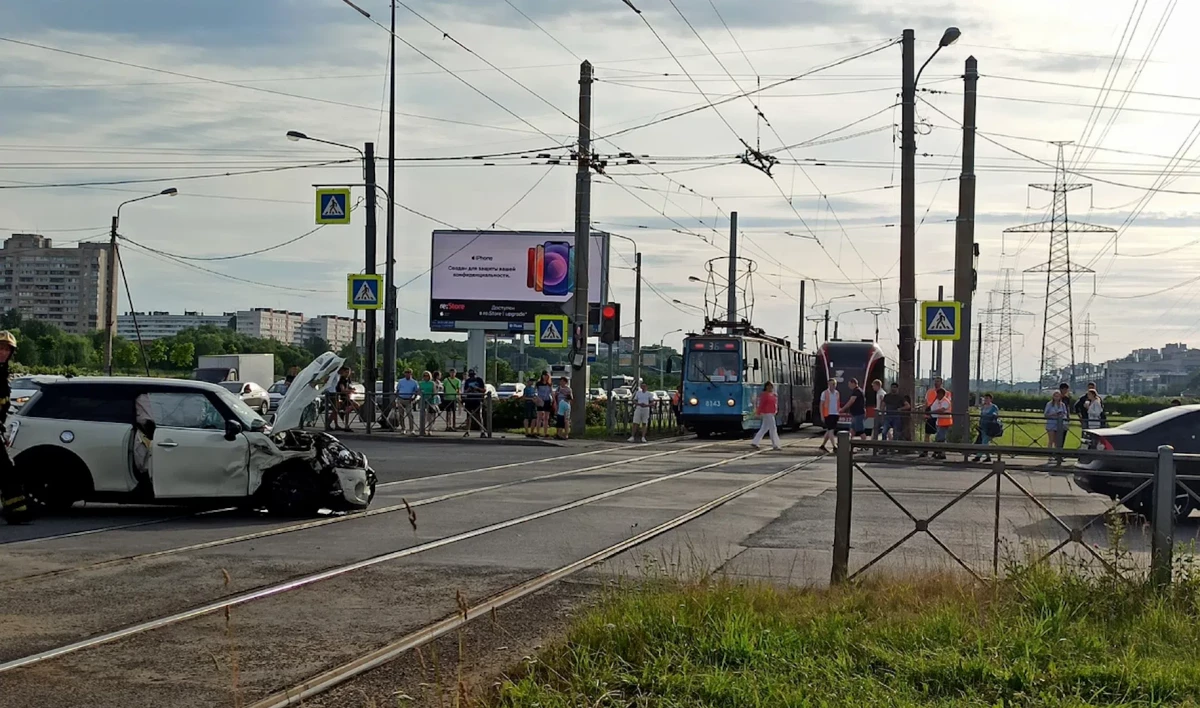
[1083,389,1104,430]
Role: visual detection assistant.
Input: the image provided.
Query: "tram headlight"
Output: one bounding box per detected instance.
[688,397,698,406]
[726,398,736,407]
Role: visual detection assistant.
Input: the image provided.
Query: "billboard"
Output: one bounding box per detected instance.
[429,230,607,331]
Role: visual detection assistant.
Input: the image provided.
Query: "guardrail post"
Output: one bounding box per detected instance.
[418,399,427,437]
[485,395,493,438]
[831,431,853,585]
[1152,444,1175,589]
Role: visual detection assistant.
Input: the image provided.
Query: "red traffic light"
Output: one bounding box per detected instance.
[601,304,617,319]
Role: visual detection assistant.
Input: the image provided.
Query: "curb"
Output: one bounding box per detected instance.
[328,431,562,447]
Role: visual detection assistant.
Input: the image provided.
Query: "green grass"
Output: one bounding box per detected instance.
[486,566,1200,707]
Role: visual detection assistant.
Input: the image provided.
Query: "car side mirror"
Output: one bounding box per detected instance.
[224,419,243,441]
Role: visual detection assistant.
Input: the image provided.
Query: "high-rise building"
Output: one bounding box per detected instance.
[296,315,354,351]
[235,308,303,344]
[0,233,111,335]
[117,311,234,341]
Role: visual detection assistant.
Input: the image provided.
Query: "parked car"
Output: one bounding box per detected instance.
[218,381,271,416]
[9,375,67,411]
[653,390,671,402]
[612,386,633,402]
[588,388,608,402]
[267,380,288,411]
[495,382,524,400]
[7,352,376,515]
[1075,404,1200,520]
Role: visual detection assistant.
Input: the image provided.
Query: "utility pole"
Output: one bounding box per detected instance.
[983,268,1032,390]
[950,56,978,440]
[898,28,918,425]
[798,280,806,350]
[382,0,398,413]
[104,214,119,375]
[727,211,738,327]
[570,60,593,437]
[823,309,830,343]
[935,285,944,377]
[833,320,839,341]
[362,142,378,430]
[632,251,643,388]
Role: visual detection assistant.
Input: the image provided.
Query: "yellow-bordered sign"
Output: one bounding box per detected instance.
[316,188,351,224]
[347,274,383,310]
[535,314,568,348]
[920,300,961,341]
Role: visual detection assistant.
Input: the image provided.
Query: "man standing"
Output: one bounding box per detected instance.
[869,379,885,442]
[1057,382,1073,452]
[818,378,840,454]
[919,377,950,458]
[840,378,867,440]
[462,369,487,436]
[880,382,904,443]
[630,381,653,443]
[0,331,30,524]
[395,369,420,436]
[442,368,461,432]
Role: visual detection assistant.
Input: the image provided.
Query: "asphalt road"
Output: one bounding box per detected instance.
[0,432,1170,707]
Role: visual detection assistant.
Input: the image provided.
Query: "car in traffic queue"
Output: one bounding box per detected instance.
[6,352,376,516]
[1075,404,1200,520]
[495,382,525,400]
[268,380,288,411]
[218,380,272,416]
[587,388,608,403]
[9,375,67,412]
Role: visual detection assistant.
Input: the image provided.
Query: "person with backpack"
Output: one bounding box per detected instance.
[973,393,1002,462]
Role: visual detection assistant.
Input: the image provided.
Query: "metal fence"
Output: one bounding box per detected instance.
[308,392,493,437]
[830,432,1200,588]
[866,408,1131,450]
[605,399,682,436]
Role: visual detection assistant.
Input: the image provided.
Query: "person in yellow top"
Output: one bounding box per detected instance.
[0,331,31,524]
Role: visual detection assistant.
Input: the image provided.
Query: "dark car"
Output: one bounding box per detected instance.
[1074,404,1200,520]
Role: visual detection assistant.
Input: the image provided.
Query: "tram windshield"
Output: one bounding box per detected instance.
[686,340,742,383]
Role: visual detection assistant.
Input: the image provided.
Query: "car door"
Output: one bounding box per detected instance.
[148,390,250,498]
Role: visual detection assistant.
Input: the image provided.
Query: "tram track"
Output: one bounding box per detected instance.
[0,443,811,675]
[0,439,765,587]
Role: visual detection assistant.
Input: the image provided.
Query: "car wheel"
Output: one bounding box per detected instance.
[264,467,320,516]
[16,448,91,512]
[260,402,270,416]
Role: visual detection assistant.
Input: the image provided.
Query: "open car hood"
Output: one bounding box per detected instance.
[271,352,344,432]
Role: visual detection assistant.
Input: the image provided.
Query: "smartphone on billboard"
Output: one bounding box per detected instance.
[543,241,571,297]
[526,247,535,289]
[567,243,576,294]
[534,244,545,292]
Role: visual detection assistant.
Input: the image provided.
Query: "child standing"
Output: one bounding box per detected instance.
[522,379,539,438]
[555,392,571,440]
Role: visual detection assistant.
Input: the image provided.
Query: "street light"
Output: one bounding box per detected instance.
[813,294,855,343]
[900,26,960,432]
[656,328,683,389]
[104,187,179,375]
[286,129,379,429]
[833,307,869,341]
[608,233,643,392]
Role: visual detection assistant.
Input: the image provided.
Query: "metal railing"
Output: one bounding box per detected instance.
[314,391,492,437]
[606,399,683,436]
[865,408,1130,450]
[830,432,1199,588]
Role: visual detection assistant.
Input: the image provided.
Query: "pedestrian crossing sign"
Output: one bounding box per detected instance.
[316,188,351,224]
[920,300,961,341]
[535,314,569,348]
[347,273,383,310]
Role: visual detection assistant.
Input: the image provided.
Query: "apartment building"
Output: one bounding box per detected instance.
[0,233,111,335]
[296,314,355,351]
[235,308,304,344]
[116,311,234,341]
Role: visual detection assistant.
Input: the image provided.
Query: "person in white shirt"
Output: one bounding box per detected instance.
[819,378,841,454]
[629,382,654,443]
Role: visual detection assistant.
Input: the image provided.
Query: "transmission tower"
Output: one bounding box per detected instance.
[1004,142,1115,388]
[1079,315,1098,374]
[982,268,1033,390]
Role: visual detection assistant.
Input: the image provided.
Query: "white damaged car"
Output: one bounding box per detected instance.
[6,352,376,515]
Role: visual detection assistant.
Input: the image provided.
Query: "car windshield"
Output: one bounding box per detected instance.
[1118,406,1196,434]
[687,352,740,382]
[212,386,266,429]
[217,382,243,394]
[10,378,45,390]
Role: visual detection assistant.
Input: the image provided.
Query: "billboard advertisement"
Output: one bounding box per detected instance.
[429,230,607,331]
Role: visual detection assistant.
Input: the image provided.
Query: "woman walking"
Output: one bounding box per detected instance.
[1044,390,1070,464]
[973,393,1001,462]
[751,382,782,451]
[1083,389,1104,431]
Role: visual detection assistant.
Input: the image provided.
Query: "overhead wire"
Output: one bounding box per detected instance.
[0,159,356,190]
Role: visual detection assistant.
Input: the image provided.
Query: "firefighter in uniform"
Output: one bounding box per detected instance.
[0,330,31,524]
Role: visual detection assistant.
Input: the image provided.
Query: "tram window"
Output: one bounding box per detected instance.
[688,350,740,382]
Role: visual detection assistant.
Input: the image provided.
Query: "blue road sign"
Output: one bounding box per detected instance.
[508,322,526,333]
[347,273,383,310]
[316,188,351,224]
[535,314,568,348]
[920,300,961,341]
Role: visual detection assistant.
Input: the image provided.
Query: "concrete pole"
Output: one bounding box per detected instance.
[727,212,738,328]
[632,252,642,388]
[935,285,944,377]
[570,60,594,436]
[898,29,918,432]
[798,280,806,350]
[951,56,978,440]
[103,214,119,375]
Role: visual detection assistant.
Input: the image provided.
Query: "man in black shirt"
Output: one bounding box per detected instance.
[839,378,868,439]
[880,382,905,442]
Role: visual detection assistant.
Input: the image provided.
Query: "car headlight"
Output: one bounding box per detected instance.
[336,449,363,468]
[688,397,698,406]
[727,398,736,407]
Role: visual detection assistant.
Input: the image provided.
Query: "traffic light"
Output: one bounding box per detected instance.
[600,302,620,344]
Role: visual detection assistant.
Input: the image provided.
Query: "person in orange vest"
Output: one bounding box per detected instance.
[670,387,685,434]
[919,376,950,458]
[929,387,953,458]
[818,378,841,453]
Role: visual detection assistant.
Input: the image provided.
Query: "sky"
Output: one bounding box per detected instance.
[2,0,1199,381]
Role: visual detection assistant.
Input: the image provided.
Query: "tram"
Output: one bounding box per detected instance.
[679,320,815,437]
[811,340,889,430]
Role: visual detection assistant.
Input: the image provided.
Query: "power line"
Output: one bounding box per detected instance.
[0,159,355,190]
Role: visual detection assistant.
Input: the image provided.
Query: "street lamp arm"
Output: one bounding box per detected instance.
[115,188,178,221]
[914,46,942,88]
[287,131,364,157]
